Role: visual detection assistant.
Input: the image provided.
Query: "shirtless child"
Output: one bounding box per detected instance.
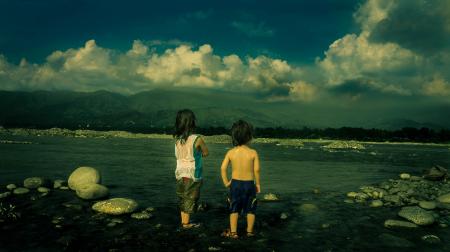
[220,120,261,238]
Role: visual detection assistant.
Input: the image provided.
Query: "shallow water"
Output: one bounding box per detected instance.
[0,135,449,251]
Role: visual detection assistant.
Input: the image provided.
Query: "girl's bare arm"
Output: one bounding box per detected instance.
[195,137,209,157]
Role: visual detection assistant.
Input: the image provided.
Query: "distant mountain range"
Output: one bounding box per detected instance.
[0,89,448,130]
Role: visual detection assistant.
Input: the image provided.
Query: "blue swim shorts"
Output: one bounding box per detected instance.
[228,179,257,215]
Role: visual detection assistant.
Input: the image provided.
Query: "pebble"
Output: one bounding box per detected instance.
[418,201,437,210]
[145,207,155,212]
[437,193,450,204]
[421,234,441,244]
[131,211,152,220]
[370,200,383,208]
[6,184,16,190]
[23,177,48,189]
[0,192,11,199]
[13,187,30,195]
[399,173,411,180]
[53,179,65,189]
[37,187,50,193]
[384,219,418,229]
[263,193,279,201]
[280,213,288,220]
[60,186,69,190]
[110,218,124,224]
[321,223,330,228]
[107,222,117,227]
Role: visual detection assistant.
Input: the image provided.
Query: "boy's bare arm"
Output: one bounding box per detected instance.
[254,151,261,193]
[195,137,209,157]
[220,152,231,187]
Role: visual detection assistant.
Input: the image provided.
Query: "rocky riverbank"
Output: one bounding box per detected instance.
[0,166,287,251]
[1,127,449,148]
[345,169,450,245]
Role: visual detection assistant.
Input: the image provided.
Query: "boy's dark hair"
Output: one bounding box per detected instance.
[231,120,253,146]
[174,109,196,143]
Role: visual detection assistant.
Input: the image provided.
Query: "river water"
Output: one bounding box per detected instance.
[0,135,449,251]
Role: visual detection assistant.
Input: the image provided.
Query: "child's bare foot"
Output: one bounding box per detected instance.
[221,229,239,239]
[182,223,201,229]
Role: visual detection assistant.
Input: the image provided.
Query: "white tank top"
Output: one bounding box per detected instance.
[174,135,203,181]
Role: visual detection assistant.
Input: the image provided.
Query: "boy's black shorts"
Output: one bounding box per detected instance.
[228,179,257,215]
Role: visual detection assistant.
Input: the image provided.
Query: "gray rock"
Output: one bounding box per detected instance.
[13,187,30,195]
[68,166,101,190]
[0,192,11,199]
[419,201,437,210]
[280,213,288,220]
[131,211,153,220]
[421,234,441,244]
[263,193,279,201]
[75,183,109,200]
[378,233,415,248]
[60,186,69,190]
[37,187,50,193]
[400,173,411,180]
[23,177,48,189]
[92,198,138,215]
[6,184,16,190]
[384,219,418,229]
[437,193,450,204]
[110,218,124,224]
[53,179,65,189]
[398,206,435,225]
[370,200,383,207]
[145,207,155,212]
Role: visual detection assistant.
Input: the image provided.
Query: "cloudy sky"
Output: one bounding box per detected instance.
[0,0,449,127]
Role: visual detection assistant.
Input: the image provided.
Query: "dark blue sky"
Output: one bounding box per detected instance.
[0,0,361,64]
[1,0,449,128]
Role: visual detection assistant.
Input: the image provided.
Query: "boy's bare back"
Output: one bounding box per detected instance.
[226,145,259,181]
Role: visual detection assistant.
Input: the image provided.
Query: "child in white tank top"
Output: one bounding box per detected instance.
[173,109,209,229]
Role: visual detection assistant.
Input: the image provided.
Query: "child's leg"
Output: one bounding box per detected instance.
[230,213,238,233]
[246,213,255,233]
[181,211,190,225]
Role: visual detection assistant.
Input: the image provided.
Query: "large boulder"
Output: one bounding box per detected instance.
[76,183,109,200]
[92,198,138,215]
[23,177,49,189]
[68,167,101,190]
[437,193,450,204]
[398,206,435,226]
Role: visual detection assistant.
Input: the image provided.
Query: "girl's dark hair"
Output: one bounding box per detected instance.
[174,109,196,143]
[231,120,253,146]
